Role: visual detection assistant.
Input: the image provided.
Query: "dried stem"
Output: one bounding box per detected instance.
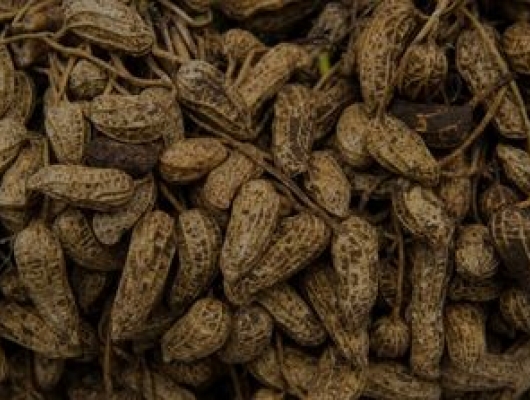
[11,0,37,26]
[313,62,339,91]
[157,0,213,27]
[56,49,80,100]
[211,130,340,230]
[0,33,174,88]
[470,143,486,223]
[440,86,506,167]
[461,6,530,152]
[358,175,390,211]
[0,10,18,22]
[229,365,244,400]
[103,326,114,397]
[275,333,306,400]
[159,181,187,214]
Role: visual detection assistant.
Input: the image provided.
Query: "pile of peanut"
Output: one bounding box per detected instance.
[0,0,529,399]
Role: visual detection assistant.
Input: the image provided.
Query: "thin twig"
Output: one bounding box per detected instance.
[0,33,174,88]
[461,7,530,152]
[159,181,187,214]
[229,366,244,400]
[103,326,114,397]
[211,130,340,230]
[440,87,506,167]
[157,0,213,27]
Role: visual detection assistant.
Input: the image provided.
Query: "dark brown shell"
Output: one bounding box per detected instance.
[85,137,161,179]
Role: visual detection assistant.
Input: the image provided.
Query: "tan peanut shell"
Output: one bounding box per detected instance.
[156,357,220,389]
[409,243,450,380]
[92,174,157,245]
[175,60,256,140]
[357,0,417,112]
[111,210,176,341]
[26,164,134,211]
[302,264,369,367]
[272,84,314,177]
[45,100,89,164]
[444,303,487,369]
[500,287,530,333]
[161,298,231,363]
[121,367,196,400]
[63,0,155,56]
[189,184,231,230]
[334,103,373,169]
[169,208,222,313]
[441,354,521,392]
[88,91,169,144]
[142,87,185,146]
[247,344,286,391]
[489,206,530,288]
[218,304,273,363]
[222,28,267,64]
[68,59,107,100]
[308,2,350,45]
[257,283,327,347]
[281,346,318,395]
[457,25,528,139]
[455,224,499,281]
[203,149,263,210]
[4,71,35,124]
[304,151,351,218]
[332,215,378,331]
[480,182,519,221]
[366,114,440,187]
[0,117,28,174]
[220,179,281,284]
[0,301,80,358]
[0,45,15,118]
[159,137,228,183]
[365,362,442,400]
[0,139,45,209]
[306,347,366,400]
[14,220,81,346]
[53,207,122,271]
[370,316,410,359]
[503,21,530,75]
[497,143,530,195]
[235,43,312,116]
[393,181,455,248]
[225,212,330,305]
[438,156,473,221]
[397,42,448,100]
